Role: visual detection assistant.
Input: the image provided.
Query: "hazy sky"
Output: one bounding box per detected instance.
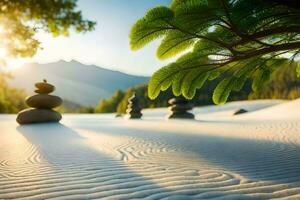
[14,0,173,76]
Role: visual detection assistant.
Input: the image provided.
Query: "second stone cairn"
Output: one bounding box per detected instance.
[126,93,142,119]
[167,96,195,119]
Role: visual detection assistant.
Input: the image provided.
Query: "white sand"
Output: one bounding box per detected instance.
[142,99,284,120]
[1,99,300,199]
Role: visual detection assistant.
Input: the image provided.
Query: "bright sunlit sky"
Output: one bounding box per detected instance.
[9,0,173,76]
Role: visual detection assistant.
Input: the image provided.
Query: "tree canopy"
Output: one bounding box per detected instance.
[0,0,95,60]
[96,90,125,113]
[130,0,300,104]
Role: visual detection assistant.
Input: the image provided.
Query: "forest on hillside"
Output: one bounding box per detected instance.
[96,63,300,114]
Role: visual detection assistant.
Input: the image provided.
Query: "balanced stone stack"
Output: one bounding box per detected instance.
[167,96,194,119]
[126,93,142,119]
[16,80,63,124]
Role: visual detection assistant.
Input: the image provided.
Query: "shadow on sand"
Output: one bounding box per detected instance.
[15,123,206,199]
[14,122,274,199]
[75,121,300,185]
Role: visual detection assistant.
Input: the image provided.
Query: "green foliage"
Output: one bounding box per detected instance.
[157,31,195,60]
[297,61,300,77]
[95,84,175,114]
[213,77,236,105]
[0,0,95,60]
[95,90,124,113]
[249,62,300,100]
[148,53,214,99]
[130,0,300,104]
[252,67,271,92]
[117,89,136,114]
[130,6,174,51]
[116,85,175,113]
[0,73,26,113]
[182,70,210,99]
[95,82,250,114]
[55,100,95,114]
[95,62,300,113]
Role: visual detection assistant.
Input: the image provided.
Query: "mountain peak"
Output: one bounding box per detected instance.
[57,59,80,64]
[9,60,148,106]
[69,59,82,64]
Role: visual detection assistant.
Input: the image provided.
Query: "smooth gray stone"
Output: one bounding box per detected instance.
[26,94,62,109]
[167,96,194,119]
[168,97,189,105]
[16,108,62,125]
[126,104,141,109]
[169,104,193,112]
[126,107,142,119]
[126,107,141,113]
[35,82,55,94]
[126,112,142,119]
[167,112,195,119]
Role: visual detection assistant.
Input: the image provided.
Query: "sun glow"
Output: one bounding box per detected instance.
[0,47,8,69]
[0,25,9,69]
[4,58,27,71]
[0,47,6,59]
[0,32,27,71]
[0,47,27,71]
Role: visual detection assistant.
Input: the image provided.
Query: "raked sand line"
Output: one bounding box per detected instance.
[0,126,292,200]
[67,115,300,199]
[1,100,300,200]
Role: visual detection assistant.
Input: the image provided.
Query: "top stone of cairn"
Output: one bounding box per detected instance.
[35,79,55,94]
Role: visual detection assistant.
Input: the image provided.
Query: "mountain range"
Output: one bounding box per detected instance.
[9,60,148,106]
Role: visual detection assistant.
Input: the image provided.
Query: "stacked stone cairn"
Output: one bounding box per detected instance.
[167,96,195,119]
[16,79,63,124]
[126,93,142,119]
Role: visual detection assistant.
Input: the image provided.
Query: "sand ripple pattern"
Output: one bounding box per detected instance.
[1,117,300,199]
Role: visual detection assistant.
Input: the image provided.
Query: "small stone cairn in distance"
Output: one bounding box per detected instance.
[16,79,63,125]
[167,96,195,119]
[233,108,248,115]
[126,93,142,119]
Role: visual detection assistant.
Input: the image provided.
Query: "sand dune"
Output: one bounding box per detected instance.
[1,99,300,199]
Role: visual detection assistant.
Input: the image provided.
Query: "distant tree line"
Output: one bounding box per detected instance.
[0,73,26,113]
[249,62,300,100]
[95,63,300,114]
[56,100,95,114]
